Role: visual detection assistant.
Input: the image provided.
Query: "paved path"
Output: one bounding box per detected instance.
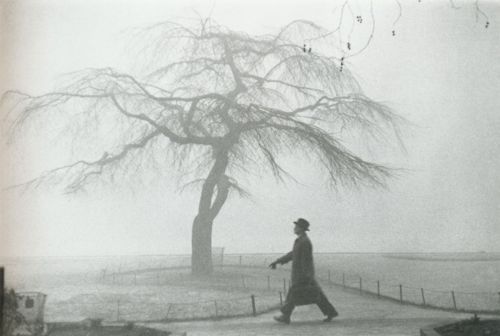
[145,285,474,336]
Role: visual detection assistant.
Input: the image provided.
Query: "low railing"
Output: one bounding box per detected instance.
[321,271,500,315]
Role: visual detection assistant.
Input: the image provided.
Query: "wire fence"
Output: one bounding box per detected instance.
[45,254,290,322]
[221,254,500,315]
[86,265,499,323]
[320,270,500,315]
[46,292,282,322]
[93,254,500,317]
[44,262,291,323]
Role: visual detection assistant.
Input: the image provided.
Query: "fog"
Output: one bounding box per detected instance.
[1,0,499,257]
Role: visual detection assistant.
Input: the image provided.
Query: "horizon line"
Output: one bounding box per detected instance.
[1,250,498,259]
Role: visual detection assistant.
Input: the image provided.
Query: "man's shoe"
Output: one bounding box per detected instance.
[323,310,338,322]
[273,315,290,324]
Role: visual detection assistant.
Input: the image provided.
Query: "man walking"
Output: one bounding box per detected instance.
[269,218,338,324]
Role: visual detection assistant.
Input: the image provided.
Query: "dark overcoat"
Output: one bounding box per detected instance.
[276,234,323,305]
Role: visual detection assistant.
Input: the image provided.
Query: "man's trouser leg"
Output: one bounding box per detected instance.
[315,290,337,316]
[280,289,296,318]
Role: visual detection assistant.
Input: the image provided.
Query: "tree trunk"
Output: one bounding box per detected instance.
[191,150,230,276]
[191,214,214,276]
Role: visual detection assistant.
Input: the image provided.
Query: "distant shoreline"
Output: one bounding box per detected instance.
[2,251,500,260]
[382,254,500,262]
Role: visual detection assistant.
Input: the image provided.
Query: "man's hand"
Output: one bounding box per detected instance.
[269,261,278,270]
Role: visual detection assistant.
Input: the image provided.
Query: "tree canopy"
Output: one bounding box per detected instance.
[2,19,403,194]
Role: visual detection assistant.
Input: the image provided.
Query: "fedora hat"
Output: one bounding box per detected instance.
[293,218,310,231]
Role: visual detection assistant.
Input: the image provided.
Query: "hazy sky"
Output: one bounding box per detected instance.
[1,0,499,257]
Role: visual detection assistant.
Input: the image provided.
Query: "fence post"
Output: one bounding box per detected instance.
[214,300,218,317]
[251,295,256,316]
[165,304,172,320]
[399,285,403,304]
[283,279,287,295]
[342,273,345,288]
[377,280,380,298]
[267,276,271,290]
[451,291,457,310]
[116,299,120,321]
[359,277,362,294]
[239,255,242,265]
[279,291,283,306]
[421,288,426,306]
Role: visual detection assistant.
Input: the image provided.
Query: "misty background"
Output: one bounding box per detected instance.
[1,0,499,257]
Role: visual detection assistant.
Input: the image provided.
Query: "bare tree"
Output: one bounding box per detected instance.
[2,19,403,275]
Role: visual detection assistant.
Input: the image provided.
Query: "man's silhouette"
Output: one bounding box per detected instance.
[269,218,338,324]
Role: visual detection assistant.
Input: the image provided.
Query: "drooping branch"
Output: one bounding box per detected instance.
[474,0,490,26]
[345,0,375,59]
[229,90,404,187]
[258,121,393,187]
[5,129,162,193]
